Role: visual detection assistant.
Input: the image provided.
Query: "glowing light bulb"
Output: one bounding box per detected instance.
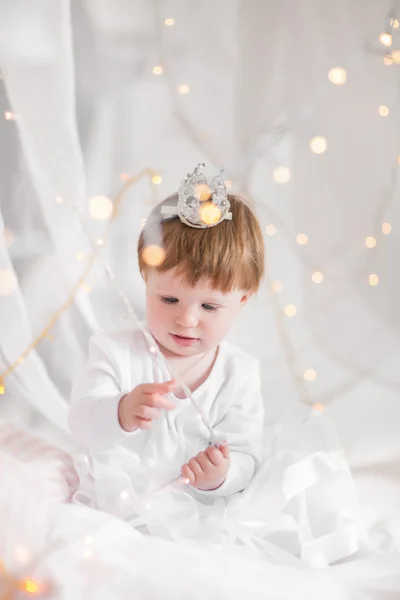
[273,166,291,184]
[0,381,4,394]
[120,490,130,501]
[97,238,104,246]
[200,202,221,225]
[391,18,400,28]
[152,174,162,185]
[271,281,282,293]
[304,369,317,381]
[76,252,87,261]
[0,268,17,295]
[265,224,276,236]
[56,196,63,203]
[284,304,297,317]
[142,244,166,267]
[382,222,392,234]
[379,32,392,47]
[384,55,394,66]
[312,402,325,414]
[195,183,212,201]
[312,271,324,283]
[366,236,376,248]
[328,67,347,85]
[89,195,113,220]
[165,18,175,26]
[310,136,328,154]
[369,274,379,286]
[379,105,390,117]
[152,65,163,75]
[4,110,14,120]
[392,50,400,63]
[179,84,190,94]
[120,172,130,181]
[296,233,308,245]
[23,580,40,594]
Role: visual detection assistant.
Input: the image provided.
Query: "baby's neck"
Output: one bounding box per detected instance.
[159,346,218,397]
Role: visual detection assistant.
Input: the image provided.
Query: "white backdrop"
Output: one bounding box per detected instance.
[0,0,399,531]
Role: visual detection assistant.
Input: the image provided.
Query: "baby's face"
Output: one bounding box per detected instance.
[145,268,250,357]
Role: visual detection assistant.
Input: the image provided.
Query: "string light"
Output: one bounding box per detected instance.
[309,136,328,154]
[4,110,14,120]
[270,281,282,293]
[391,18,400,28]
[0,268,17,295]
[391,49,400,63]
[97,238,104,246]
[328,67,347,85]
[151,174,162,185]
[384,55,394,65]
[0,169,157,394]
[178,84,190,94]
[284,304,297,317]
[141,244,166,267]
[312,271,324,283]
[273,166,291,184]
[89,195,113,220]
[379,105,389,117]
[312,402,325,414]
[152,65,163,75]
[365,236,376,248]
[195,183,212,201]
[304,369,317,381]
[165,18,175,26]
[120,172,130,182]
[379,32,392,47]
[265,224,277,236]
[200,202,221,225]
[296,233,308,245]
[382,222,392,234]
[369,274,379,286]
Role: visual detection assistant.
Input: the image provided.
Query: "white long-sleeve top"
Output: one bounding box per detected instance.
[69,327,264,501]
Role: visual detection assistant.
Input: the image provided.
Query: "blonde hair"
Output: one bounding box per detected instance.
[138,194,264,293]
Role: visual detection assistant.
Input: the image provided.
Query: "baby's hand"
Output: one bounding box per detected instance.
[118,381,176,432]
[181,443,230,491]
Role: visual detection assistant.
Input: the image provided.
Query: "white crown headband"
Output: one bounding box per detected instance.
[160,162,232,228]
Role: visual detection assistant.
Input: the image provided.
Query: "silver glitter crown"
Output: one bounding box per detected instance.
[160,162,232,228]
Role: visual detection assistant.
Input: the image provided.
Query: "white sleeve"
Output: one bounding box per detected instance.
[198,358,264,497]
[68,334,138,452]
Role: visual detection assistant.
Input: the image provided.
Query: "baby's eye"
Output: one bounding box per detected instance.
[202,303,217,312]
[162,296,178,304]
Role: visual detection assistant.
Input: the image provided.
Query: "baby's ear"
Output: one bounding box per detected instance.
[240,292,253,305]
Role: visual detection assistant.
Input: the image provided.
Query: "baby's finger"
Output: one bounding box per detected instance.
[135,417,154,430]
[146,393,176,411]
[181,464,195,485]
[135,405,160,420]
[139,381,177,395]
[188,457,203,477]
[196,451,213,471]
[205,445,224,467]
[216,441,230,460]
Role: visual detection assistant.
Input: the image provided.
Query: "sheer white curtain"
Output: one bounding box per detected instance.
[0,0,399,475]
